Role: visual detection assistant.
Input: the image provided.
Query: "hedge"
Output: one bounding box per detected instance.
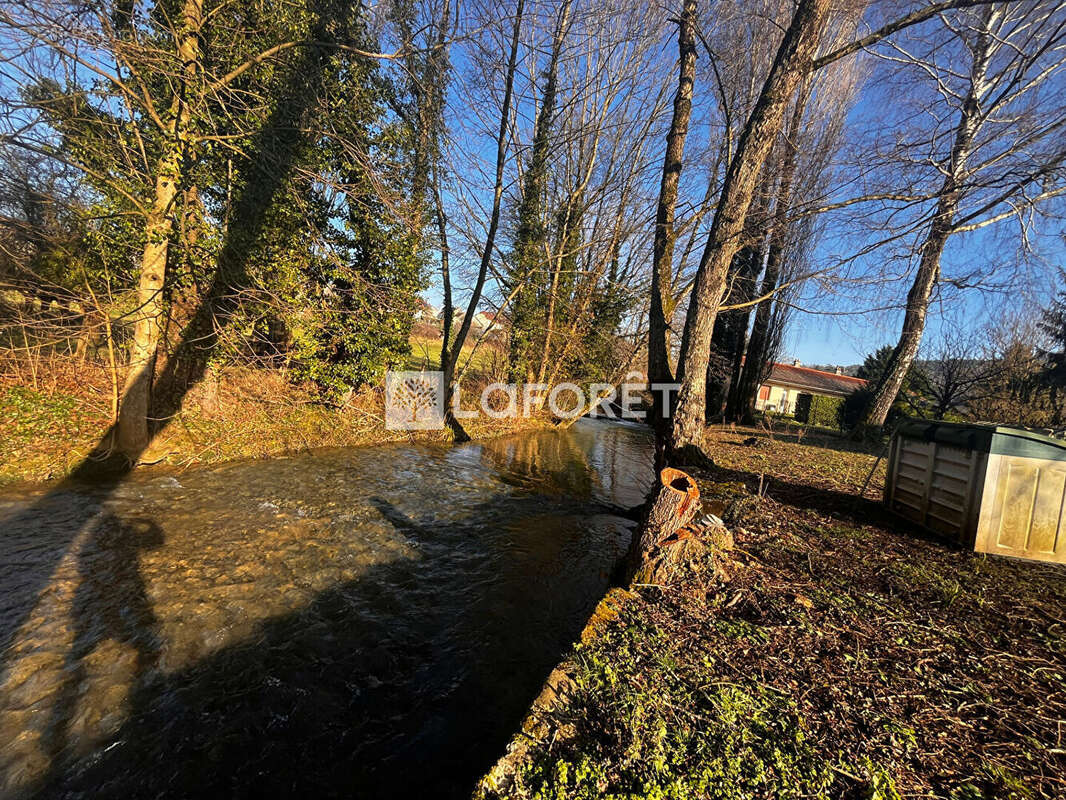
[795,393,845,428]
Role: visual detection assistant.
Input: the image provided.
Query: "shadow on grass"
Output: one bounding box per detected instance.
[711,424,885,458]
[705,462,952,549]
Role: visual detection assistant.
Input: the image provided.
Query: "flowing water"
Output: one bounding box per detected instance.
[0,418,653,799]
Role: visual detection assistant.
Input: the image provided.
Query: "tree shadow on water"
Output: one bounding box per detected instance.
[44,516,164,763]
[18,493,627,799]
[1,0,354,662]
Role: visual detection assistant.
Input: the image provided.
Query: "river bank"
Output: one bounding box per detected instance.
[477,427,1066,800]
[0,362,546,487]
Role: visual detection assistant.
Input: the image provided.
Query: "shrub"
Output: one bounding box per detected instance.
[795,394,843,428]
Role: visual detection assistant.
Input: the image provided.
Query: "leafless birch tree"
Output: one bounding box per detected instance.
[860,1,1066,429]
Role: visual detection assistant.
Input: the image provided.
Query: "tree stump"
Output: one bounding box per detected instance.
[624,467,701,581]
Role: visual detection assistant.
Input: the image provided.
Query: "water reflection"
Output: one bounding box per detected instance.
[0,418,652,798]
[480,419,651,509]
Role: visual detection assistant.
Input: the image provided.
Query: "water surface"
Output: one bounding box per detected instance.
[0,418,652,798]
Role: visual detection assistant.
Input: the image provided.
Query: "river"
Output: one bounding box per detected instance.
[0,418,653,799]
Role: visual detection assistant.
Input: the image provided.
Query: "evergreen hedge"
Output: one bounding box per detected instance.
[795,393,845,428]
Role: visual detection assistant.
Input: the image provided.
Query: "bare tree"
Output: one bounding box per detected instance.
[647,0,698,429]
[655,0,1020,460]
[438,0,525,438]
[668,0,834,460]
[967,313,1063,426]
[918,323,1002,419]
[442,0,671,412]
[647,0,791,453]
[535,1,672,388]
[732,45,860,423]
[861,1,1066,429]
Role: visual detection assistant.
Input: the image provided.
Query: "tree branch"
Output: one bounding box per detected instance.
[813,0,1000,70]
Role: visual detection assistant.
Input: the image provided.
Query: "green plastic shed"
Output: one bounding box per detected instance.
[884,420,1066,563]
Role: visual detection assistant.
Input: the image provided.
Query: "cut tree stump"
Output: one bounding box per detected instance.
[624,467,701,581]
[623,467,737,586]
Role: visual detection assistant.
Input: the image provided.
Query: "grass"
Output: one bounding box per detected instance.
[508,623,849,800]
[480,425,1066,800]
[406,331,506,376]
[705,423,888,497]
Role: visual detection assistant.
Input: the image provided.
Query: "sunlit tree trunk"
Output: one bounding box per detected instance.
[860,5,999,430]
[734,81,810,423]
[441,0,524,438]
[647,0,697,461]
[507,0,573,384]
[114,0,204,457]
[668,0,831,460]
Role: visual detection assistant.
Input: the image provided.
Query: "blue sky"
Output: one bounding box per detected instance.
[419,1,1066,371]
[785,220,1066,366]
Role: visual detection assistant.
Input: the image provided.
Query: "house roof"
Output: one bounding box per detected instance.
[765,363,867,396]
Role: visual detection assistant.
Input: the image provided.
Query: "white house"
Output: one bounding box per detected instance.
[471,311,497,331]
[755,360,867,415]
[413,299,439,321]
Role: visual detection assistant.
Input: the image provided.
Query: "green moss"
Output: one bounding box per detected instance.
[0,386,110,483]
[822,522,868,541]
[950,764,1036,800]
[863,767,904,800]
[506,616,878,800]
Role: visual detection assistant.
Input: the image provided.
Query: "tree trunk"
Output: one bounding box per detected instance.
[442,0,524,438]
[436,167,454,382]
[734,83,810,424]
[720,246,760,416]
[507,0,573,384]
[669,0,831,460]
[860,5,998,430]
[114,0,203,458]
[734,242,779,425]
[427,6,453,385]
[705,242,760,418]
[709,164,774,420]
[648,0,698,433]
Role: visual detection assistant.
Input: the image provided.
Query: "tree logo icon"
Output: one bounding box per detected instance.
[385,371,445,430]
